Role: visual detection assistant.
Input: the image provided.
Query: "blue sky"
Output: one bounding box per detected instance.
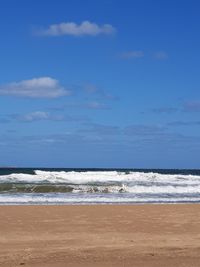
[1,0,200,168]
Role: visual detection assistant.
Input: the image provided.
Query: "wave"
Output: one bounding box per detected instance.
[0,170,200,185]
[1,183,200,194]
[1,170,200,203]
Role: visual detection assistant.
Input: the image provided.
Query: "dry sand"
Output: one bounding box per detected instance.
[0,205,200,266]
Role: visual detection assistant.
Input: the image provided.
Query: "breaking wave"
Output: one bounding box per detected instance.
[0,169,200,204]
[1,170,200,185]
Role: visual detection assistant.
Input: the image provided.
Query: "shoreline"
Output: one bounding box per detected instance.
[1,202,200,206]
[0,204,200,266]
[2,201,199,206]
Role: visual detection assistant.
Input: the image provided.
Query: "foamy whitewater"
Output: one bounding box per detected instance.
[0,168,200,204]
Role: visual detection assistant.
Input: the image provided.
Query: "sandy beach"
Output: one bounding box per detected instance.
[0,204,200,266]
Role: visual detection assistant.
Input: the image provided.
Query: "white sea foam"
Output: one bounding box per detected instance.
[0,170,200,203]
[71,184,200,194]
[0,170,200,185]
[0,193,199,204]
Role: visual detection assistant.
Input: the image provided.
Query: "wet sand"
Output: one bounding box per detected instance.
[0,204,200,266]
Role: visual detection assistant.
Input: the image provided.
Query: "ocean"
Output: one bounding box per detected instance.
[0,168,200,204]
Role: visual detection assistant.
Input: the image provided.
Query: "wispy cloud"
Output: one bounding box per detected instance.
[36,20,116,36]
[2,121,200,151]
[49,100,111,112]
[124,124,166,136]
[0,77,70,98]
[13,111,65,122]
[168,121,200,127]
[118,50,169,61]
[150,101,200,114]
[120,50,144,59]
[153,51,168,60]
[1,111,89,123]
[84,84,99,94]
[83,83,117,100]
[183,101,200,112]
[81,123,120,135]
[152,107,178,114]
[84,101,110,110]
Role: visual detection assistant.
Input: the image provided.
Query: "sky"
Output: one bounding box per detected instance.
[0,0,200,168]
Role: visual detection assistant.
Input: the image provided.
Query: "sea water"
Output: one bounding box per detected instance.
[0,168,200,204]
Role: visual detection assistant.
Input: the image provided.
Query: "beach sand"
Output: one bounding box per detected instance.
[0,205,200,266]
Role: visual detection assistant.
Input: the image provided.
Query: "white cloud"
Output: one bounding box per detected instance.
[0,77,70,98]
[120,50,144,59]
[20,111,50,122]
[15,111,65,122]
[37,20,116,36]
